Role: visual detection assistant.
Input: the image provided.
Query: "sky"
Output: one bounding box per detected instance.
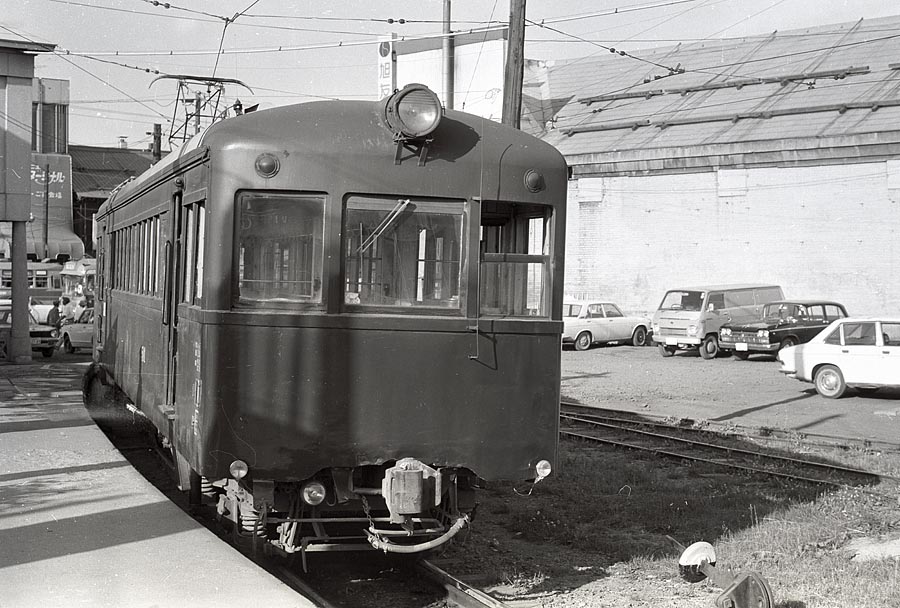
[6,0,900,148]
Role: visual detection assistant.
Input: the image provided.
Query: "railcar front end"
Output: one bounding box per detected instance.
[89,85,567,563]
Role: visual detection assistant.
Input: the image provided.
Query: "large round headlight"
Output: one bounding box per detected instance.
[535,460,552,480]
[301,481,327,506]
[382,83,442,139]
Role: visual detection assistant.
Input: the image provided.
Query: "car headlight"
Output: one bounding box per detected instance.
[757,329,769,339]
[50,329,59,338]
[688,325,698,335]
[721,327,732,337]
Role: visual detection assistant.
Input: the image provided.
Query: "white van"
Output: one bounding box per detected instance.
[651,284,784,359]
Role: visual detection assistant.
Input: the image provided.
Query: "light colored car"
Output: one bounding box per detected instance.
[0,307,59,358]
[778,317,900,398]
[562,300,651,351]
[59,307,94,353]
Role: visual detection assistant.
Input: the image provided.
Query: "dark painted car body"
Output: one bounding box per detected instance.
[719,300,848,357]
[86,88,567,558]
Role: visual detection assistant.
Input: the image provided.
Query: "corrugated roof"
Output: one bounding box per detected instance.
[528,16,900,159]
[69,145,153,196]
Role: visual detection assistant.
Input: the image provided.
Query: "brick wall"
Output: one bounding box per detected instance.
[565,161,899,317]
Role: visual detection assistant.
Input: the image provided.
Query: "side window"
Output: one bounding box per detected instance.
[882,323,900,346]
[603,304,624,318]
[806,305,825,322]
[480,201,552,318]
[843,322,877,346]
[723,290,753,307]
[824,305,846,320]
[707,292,726,310]
[755,287,783,304]
[587,304,603,318]
[824,327,842,345]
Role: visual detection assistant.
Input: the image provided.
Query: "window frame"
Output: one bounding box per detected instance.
[233,190,327,310]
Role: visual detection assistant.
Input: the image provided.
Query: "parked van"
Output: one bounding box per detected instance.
[651,284,784,359]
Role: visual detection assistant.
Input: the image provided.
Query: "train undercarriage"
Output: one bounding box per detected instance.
[210,460,478,570]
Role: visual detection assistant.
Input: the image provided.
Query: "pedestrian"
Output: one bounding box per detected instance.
[61,296,75,321]
[47,300,62,329]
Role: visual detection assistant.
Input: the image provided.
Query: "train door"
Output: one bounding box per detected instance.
[163,192,183,407]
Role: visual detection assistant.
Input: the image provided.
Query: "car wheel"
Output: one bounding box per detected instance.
[658,344,676,357]
[42,347,54,358]
[64,335,75,354]
[575,332,592,351]
[733,351,750,360]
[779,337,797,352]
[632,326,648,347]
[699,335,719,359]
[815,365,846,399]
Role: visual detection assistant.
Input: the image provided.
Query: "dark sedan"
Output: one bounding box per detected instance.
[719,300,848,359]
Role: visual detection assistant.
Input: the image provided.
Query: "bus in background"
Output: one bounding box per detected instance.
[61,257,95,302]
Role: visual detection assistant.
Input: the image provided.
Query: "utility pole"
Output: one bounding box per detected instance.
[442,0,454,110]
[151,123,162,161]
[502,0,526,129]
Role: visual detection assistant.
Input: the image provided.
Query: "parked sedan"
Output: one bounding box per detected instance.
[563,300,651,350]
[0,307,58,358]
[59,307,94,353]
[720,300,848,359]
[778,317,900,398]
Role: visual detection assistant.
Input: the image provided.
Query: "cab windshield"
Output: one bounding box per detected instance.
[659,290,704,312]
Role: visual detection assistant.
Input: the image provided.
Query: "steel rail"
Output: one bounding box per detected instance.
[273,567,337,608]
[560,400,900,452]
[561,426,896,498]
[418,560,512,608]
[561,413,900,482]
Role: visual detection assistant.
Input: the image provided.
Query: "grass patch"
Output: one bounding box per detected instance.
[449,438,900,607]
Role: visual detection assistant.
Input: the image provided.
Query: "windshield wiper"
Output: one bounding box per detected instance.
[356,198,411,254]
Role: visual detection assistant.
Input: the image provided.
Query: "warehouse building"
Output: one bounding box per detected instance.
[531,16,900,316]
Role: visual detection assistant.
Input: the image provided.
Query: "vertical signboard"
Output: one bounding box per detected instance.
[377,36,397,100]
[30,153,73,258]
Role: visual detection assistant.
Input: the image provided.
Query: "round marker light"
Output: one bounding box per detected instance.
[383,83,442,139]
[301,481,327,506]
[524,170,546,193]
[254,153,280,178]
[535,460,552,481]
[229,460,249,480]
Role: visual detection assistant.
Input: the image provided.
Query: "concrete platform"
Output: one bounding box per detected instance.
[0,358,314,608]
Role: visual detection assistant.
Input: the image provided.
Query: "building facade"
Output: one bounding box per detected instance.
[533,16,900,316]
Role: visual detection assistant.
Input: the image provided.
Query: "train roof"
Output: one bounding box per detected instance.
[101,97,567,214]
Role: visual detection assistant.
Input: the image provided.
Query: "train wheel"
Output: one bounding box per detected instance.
[574,332,592,351]
[632,326,648,347]
[659,344,676,357]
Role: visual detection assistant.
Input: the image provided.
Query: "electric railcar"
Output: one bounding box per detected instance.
[84,84,567,564]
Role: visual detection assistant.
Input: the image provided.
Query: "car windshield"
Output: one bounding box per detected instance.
[0,310,39,324]
[659,290,704,311]
[563,303,582,317]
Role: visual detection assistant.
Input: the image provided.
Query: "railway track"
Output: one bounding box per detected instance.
[560,404,900,493]
[561,400,900,453]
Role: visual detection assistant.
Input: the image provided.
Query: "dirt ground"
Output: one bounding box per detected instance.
[560,343,900,447]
